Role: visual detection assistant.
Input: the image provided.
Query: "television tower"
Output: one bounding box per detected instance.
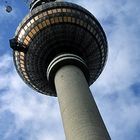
[10,0,111,139]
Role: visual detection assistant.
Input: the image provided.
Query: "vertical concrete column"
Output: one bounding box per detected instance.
[54,65,111,140]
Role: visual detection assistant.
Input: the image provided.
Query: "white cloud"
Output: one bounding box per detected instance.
[0,54,64,139]
[92,0,140,94]
[0,0,140,140]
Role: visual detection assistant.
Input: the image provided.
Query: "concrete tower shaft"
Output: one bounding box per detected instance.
[55,65,110,140]
[47,54,111,140]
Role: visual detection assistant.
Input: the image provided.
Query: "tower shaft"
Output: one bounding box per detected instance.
[55,65,111,140]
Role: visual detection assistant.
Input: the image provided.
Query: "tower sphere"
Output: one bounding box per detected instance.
[12,1,108,96]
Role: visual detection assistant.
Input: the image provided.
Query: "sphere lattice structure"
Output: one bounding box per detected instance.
[12,1,107,96]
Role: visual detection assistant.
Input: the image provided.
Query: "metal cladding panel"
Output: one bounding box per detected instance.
[13,2,108,96]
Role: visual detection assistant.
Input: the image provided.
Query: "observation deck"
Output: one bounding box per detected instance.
[10,1,108,96]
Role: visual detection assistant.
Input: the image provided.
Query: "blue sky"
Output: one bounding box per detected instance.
[0,0,140,140]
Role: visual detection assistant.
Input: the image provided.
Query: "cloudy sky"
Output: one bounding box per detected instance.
[0,0,140,140]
